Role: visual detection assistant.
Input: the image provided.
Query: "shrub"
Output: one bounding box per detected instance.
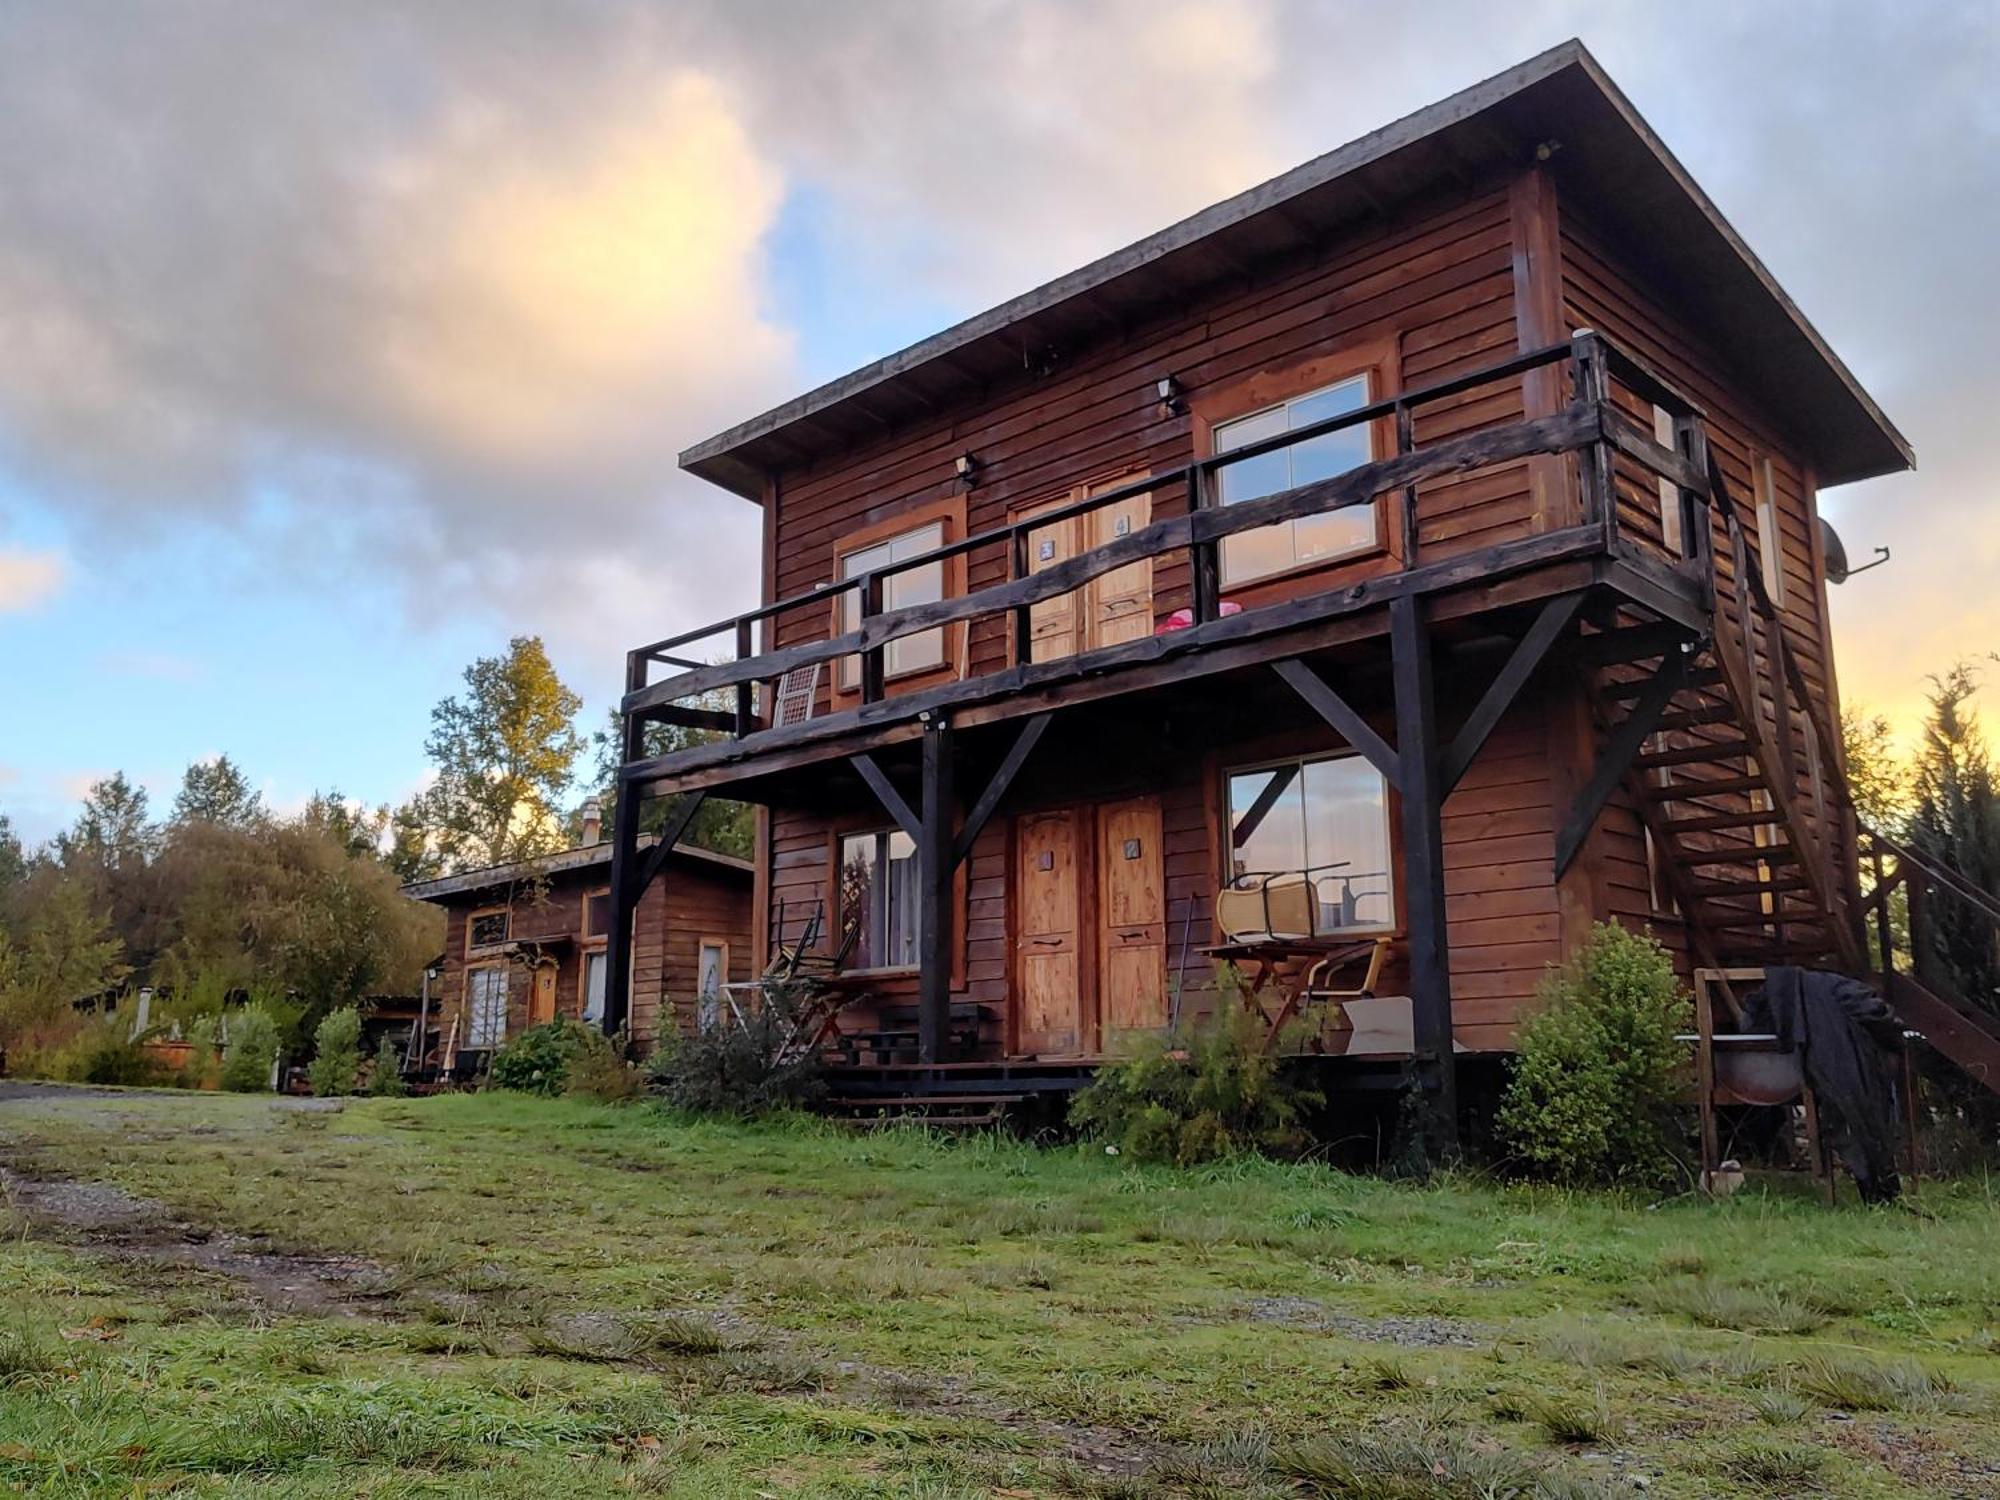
[489,1020,593,1097]
[1068,993,1320,1165]
[368,1035,408,1097]
[12,1018,161,1086]
[306,1006,363,1097]
[1497,922,1690,1187]
[649,980,824,1118]
[565,1027,645,1104]
[219,1005,281,1092]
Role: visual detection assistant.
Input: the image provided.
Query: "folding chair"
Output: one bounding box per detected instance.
[773,662,823,728]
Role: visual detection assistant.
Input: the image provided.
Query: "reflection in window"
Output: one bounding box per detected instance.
[468,908,511,950]
[697,942,726,1032]
[1227,754,1395,932]
[1214,373,1375,583]
[839,828,921,968]
[838,520,947,688]
[581,951,607,1025]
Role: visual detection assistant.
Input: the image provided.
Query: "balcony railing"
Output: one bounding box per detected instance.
[621,329,1718,776]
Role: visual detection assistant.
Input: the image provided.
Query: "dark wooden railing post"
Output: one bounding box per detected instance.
[1188,466,1219,625]
[1673,412,1714,605]
[859,572,885,703]
[1569,328,1614,549]
[1396,399,1419,565]
[733,619,754,738]
[1873,843,1896,982]
[1010,526,1034,664]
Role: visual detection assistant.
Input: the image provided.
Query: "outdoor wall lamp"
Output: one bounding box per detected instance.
[1156,374,1185,417]
[954,453,981,489]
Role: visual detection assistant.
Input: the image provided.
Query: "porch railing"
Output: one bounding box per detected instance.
[621,329,1717,763]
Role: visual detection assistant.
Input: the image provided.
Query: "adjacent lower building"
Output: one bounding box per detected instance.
[405,825,753,1066]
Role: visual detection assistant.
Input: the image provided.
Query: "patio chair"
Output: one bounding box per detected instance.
[773,662,823,728]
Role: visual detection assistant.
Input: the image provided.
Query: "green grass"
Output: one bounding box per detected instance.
[1,1087,1996,1496]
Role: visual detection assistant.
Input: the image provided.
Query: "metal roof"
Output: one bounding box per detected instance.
[401,837,751,903]
[679,38,1910,498]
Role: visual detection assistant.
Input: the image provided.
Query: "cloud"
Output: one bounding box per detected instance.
[0,1,1989,730]
[0,547,66,613]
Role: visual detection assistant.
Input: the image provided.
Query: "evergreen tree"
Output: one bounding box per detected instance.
[171,754,265,828]
[58,772,156,873]
[413,637,583,871]
[1907,664,2000,1011]
[586,705,754,860]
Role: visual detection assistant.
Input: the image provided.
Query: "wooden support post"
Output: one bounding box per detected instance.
[1802,1084,1836,1206]
[918,717,955,1063]
[1902,1034,1922,1186]
[1439,591,1582,793]
[1570,329,1614,548]
[1188,467,1219,625]
[603,657,648,1039]
[859,572,885,703]
[632,791,709,907]
[953,712,1051,868]
[1553,647,1689,879]
[851,753,923,843]
[1391,594,1457,1147]
[1270,658,1402,791]
[734,619,755,738]
[1694,974,1719,1189]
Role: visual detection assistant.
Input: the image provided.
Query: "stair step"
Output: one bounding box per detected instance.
[1635,739,1755,769]
[1662,810,1785,835]
[1679,846,1799,868]
[1687,874,1814,900]
[1603,665,1721,700]
[1642,775,1769,800]
[1575,624,1696,665]
[1656,703,1738,731]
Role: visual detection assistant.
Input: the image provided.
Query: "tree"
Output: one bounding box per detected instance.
[414,637,584,871]
[58,772,155,874]
[1841,708,1913,833]
[307,1006,363,1096]
[171,755,265,829]
[0,813,25,922]
[1907,663,2000,1012]
[586,706,754,860]
[386,797,443,883]
[299,790,391,861]
[0,870,129,1049]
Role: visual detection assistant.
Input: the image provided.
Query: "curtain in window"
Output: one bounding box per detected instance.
[466,968,509,1047]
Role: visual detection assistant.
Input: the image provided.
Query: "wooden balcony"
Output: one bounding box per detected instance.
[617,330,1718,799]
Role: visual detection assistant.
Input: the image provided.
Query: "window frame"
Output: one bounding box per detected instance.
[695,938,729,1032]
[580,887,610,1025]
[465,905,511,954]
[833,824,923,975]
[829,495,969,699]
[1752,452,1787,607]
[465,964,511,1049]
[1220,748,1400,937]
[1191,340,1400,594]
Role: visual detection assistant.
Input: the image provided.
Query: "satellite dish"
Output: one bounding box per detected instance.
[1821,517,1889,584]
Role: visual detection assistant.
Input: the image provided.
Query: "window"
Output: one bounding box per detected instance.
[838,828,921,969]
[837,520,946,689]
[580,887,610,1025]
[581,951,607,1025]
[697,941,727,1032]
[1653,404,1684,557]
[1753,455,1786,606]
[1214,373,1376,584]
[466,966,509,1048]
[467,907,510,951]
[583,889,611,940]
[1226,753,1395,933]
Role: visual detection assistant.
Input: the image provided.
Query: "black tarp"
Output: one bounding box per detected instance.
[1742,967,1904,1203]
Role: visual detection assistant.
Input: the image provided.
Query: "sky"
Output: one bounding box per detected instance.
[1,1,1994,846]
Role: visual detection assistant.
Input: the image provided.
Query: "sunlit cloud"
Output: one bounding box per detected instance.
[0,547,67,613]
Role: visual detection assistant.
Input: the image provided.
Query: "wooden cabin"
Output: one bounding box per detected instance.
[406,820,752,1069]
[599,41,1996,1133]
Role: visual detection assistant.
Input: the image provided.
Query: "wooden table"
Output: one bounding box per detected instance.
[1203,938,1384,1052]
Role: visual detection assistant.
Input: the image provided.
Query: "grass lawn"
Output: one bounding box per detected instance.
[1,1086,1997,1497]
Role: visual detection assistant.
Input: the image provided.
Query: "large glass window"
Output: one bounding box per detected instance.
[1214,373,1376,583]
[838,520,946,688]
[466,966,510,1048]
[838,828,921,969]
[1226,754,1395,933]
[697,941,727,1032]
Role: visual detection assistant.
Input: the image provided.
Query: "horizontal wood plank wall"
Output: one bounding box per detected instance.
[1560,206,1843,952]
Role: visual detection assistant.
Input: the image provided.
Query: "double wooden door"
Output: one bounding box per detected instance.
[1020,478,1154,663]
[1013,795,1168,1057]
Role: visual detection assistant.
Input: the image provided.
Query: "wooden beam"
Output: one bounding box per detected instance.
[1270,659,1402,792]
[850,753,922,844]
[602,717,646,1039]
[1391,594,1457,1148]
[1229,763,1300,851]
[951,712,1051,869]
[917,720,955,1063]
[633,791,711,901]
[1553,649,1689,878]
[1440,592,1582,793]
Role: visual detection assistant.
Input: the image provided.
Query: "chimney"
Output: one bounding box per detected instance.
[580,796,603,846]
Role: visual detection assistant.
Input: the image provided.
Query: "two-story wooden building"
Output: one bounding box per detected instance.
[598,42,1996,1134]
[407,807,753,1067]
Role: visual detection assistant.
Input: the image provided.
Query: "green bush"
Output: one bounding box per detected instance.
[368,1035,408,1097]
[565,1027,645,1103]
[1069,990,1320,1165]
[11,1018,161,1086]
[218,1005,281,1092]
[306,1006,363,1097]
[1497,921,1691,1187]
[649,981,824,1118]
[489,1020,593,1097]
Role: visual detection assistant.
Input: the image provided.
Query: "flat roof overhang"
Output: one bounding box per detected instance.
[679,39,1910,500]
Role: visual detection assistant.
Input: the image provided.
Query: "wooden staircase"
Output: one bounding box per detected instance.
[1584,453,2000,1096]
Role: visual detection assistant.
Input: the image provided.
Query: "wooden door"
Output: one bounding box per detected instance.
[529,963,558,1026]
[1097,795,1168,1041]
[1084,486,1153,650]
[1015,810,1084,1055]
[1021,506,1081,663]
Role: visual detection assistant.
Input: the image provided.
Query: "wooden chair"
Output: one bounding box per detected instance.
[1215,870,1321,944]
[773,663,822,728]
